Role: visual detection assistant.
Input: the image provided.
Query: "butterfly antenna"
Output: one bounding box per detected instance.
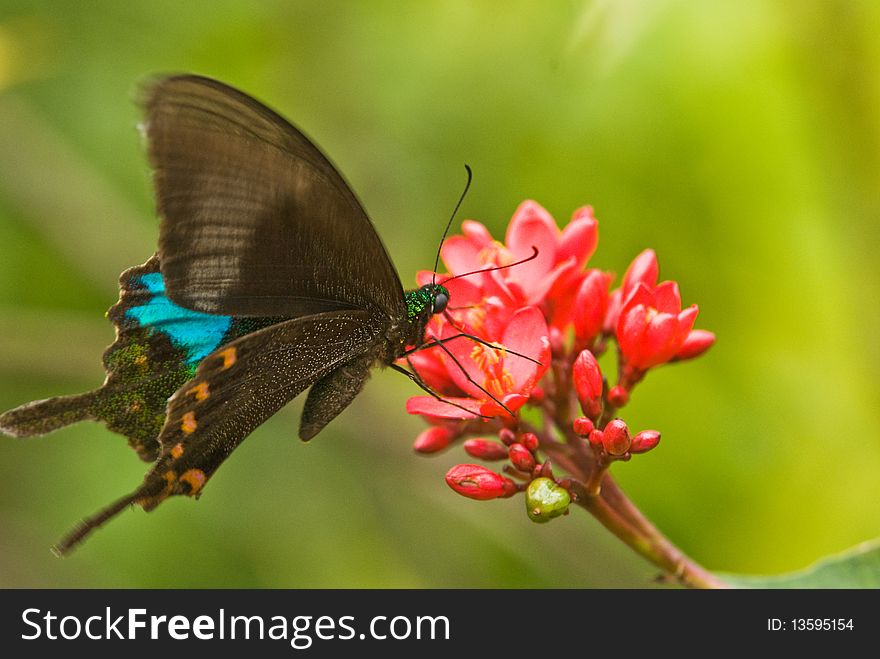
[440,246,539,285]
[432,164,473,286]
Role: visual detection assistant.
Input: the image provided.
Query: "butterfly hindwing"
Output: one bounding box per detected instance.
[117,310,381,508]
[0,255,284,461]
[143,75,406,320]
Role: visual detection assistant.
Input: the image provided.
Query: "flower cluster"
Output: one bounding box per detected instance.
[404,201,714,519]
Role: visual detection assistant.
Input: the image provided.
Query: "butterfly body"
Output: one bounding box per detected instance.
[0,74,454,553]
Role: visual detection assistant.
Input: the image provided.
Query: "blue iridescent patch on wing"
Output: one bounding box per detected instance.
[126,273,232,365]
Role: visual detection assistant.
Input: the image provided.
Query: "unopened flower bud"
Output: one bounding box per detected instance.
[573,416,595,436]
[526,477,571,523]
[520,432,539,452]
[413,425,454,454]
[602,418,631,456]
[607,385,629,408]
[446,464,513,500]
[630,429,661,454]
[508,443,536,472]
[498,428,516,446]
[588,429,604,447]
[463,438,509,461]
[573,349,603,419]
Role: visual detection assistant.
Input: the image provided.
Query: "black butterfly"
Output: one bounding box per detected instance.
[0,75,513,554]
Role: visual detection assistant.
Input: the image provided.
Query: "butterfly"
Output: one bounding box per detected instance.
[0,74,521,554]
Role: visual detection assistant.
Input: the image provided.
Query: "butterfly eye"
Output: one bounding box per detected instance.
[432,291,449,315]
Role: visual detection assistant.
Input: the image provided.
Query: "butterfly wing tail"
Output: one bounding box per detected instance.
[0,391,99,438]
[51,477,167,557]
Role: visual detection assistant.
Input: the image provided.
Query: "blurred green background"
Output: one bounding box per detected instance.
[1,0,878,588]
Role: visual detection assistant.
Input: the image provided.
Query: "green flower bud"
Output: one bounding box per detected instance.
[525,477,570,523]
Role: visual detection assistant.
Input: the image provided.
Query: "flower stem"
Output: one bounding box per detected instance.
[539,438,728,588]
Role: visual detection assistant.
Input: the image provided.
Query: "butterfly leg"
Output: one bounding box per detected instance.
[416,339,517,418]
[389,362,492,419]
[406,330,542,366]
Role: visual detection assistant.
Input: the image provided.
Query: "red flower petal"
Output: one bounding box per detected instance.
[573,269,612,344]
[440,235,483,276]
[653,280,682,312]
[676,329,715,361]
[462,220,494,248]
[504,201,559,295]
[617,302,650,361]
[640,311,679,367]
[558,207,598,269]
[501,306,550,387]
[622,249,658,297]
[677,304,699,333]
[405,396,482,419]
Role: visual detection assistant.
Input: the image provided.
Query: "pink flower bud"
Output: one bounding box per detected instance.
[630,430,661,454]
[573,416,595,436]
[520,432,539,452]
[573,349,603,419]
[675,329,716,361]
[602,419,631,456]
[607,385,629,408]
[446,464,513,500]
[573,269,613,345]
[498,428,516,446]
[463,438,509,461]
[588,429,604,447]
[508,443,536,472]
[413,425,454,454]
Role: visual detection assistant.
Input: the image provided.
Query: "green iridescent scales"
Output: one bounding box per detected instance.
[406,285,448,323]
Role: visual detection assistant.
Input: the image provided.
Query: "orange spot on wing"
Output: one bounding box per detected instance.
[218,347,237,369]
[180,412,197,434]
[170,443,184,459]
[180,469,206,496]
[187,381,210,401]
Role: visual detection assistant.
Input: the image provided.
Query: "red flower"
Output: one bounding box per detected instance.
[604,248,659,333]
[406,307,550,419]
[617,281,700,371]
[439,201,598,308]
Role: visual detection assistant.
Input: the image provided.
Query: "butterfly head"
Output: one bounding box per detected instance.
[405,283,450,325]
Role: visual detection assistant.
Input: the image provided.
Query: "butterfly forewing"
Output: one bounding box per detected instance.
[143,75,405,320]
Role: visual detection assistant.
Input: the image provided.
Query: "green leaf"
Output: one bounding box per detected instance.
[719,539,880,588]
